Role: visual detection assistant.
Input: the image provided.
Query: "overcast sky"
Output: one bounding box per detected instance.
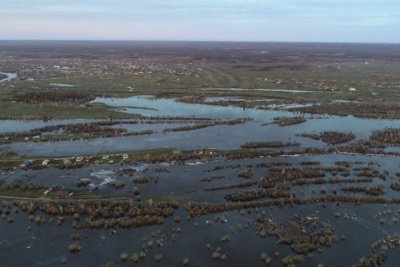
[0,0,399,42]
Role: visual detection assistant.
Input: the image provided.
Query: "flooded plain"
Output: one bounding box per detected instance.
[2,95,400,157]
[2,40,400,267]
[2,94,400,267]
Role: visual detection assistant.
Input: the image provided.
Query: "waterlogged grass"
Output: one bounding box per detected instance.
[145,194,190,202]
[0,188,44,199]
[90,102,158,111]
[3,58,400,119]
[71,193,130,200]
[0,151,20,160]
[0,190,131,201]
[292,102,400,119]
[0,148,179,170]
[0,101,139,119]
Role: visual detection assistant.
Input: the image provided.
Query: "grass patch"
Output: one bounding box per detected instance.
[0,101,139,119]
[145,194,189,202]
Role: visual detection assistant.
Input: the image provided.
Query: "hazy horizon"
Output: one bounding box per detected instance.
[0,40,400,45]
[1,0,399,43]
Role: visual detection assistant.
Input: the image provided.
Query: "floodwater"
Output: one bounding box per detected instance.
[2,95,400,266]
[49,83,79,88]
[3,95,400,157]
[92,95,295,119]
[200,88,325,93]
[0,72,17,83]
[2,154,400,266]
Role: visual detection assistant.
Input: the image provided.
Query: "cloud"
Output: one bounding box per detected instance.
[0,0,399,42]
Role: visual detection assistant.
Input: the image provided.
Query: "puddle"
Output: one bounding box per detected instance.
[203,96,245,102]
[0,72,17,83]
[49,83,79,88]
[90,170,115,188]
[200,87,327,93]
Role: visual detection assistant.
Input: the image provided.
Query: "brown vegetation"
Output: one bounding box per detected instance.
[342,185,384,196]
[240,141,299,149]
[320,131,355,145]
[14,200,179,229]
[272,116,307,126]
[370,128,400,145]
[204,181,256,192]
[13,91,95,105]
[255,217,337,256]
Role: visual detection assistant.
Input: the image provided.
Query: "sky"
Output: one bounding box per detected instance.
[0,0,399,43]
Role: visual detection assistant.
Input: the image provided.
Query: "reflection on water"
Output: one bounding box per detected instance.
[92,95,294,119]
[200,87,324,93]
[1,154,399,267]
[3,95,400,157]
[0,72,17,83]
[49,83,79,88]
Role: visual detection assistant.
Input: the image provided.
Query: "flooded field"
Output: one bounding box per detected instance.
[2,96,400,157]
[2,94,400,267]
[0,72,17,83]
[1,41,400,267]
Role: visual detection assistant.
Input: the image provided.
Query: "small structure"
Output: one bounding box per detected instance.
[172,150,181,155]
[63,159,72,168]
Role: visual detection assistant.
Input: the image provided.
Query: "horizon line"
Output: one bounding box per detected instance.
[0,39,399,45]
